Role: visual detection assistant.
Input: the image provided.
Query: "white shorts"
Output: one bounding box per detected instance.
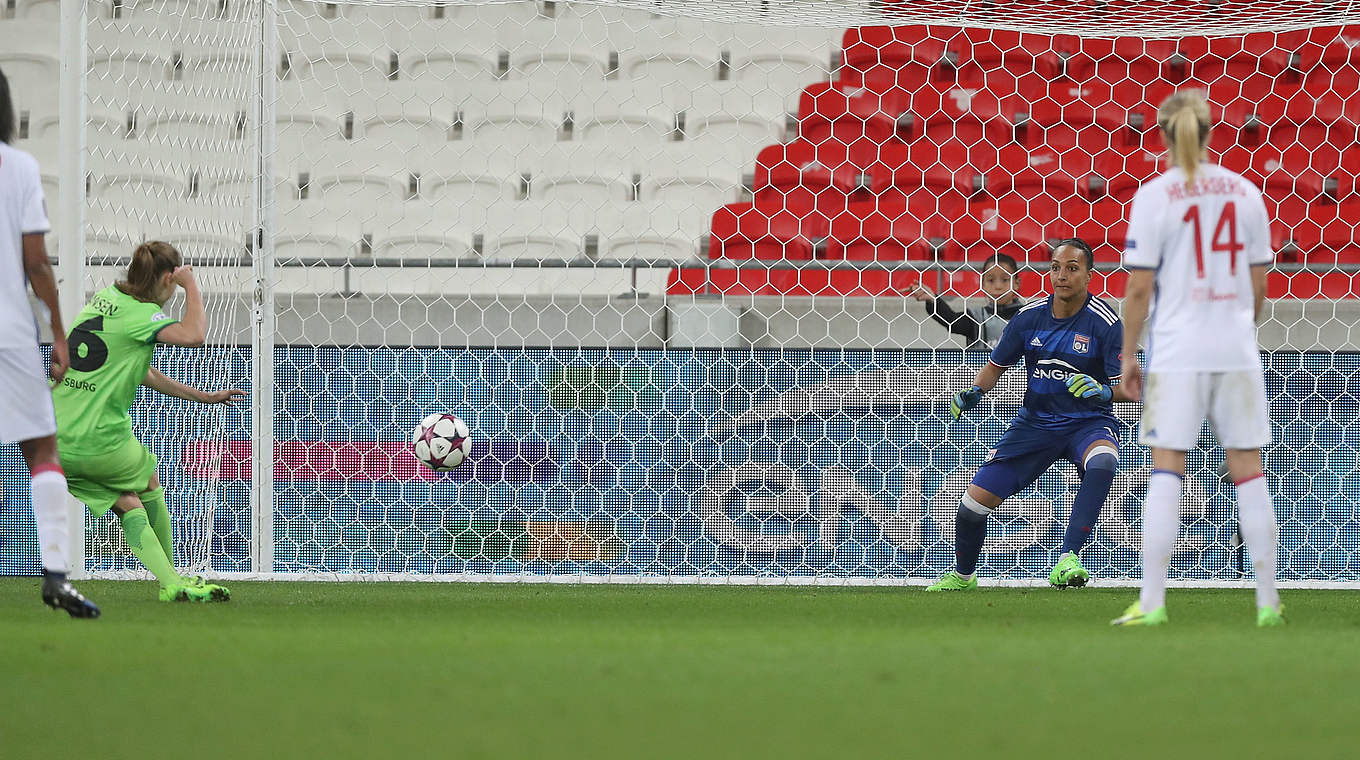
[0,345,57,444]
[1140,368,1273,451]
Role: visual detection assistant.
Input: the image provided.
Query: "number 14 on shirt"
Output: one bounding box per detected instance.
[1182,202,1245,278]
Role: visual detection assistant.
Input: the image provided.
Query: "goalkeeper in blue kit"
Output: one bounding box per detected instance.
[928,240,1136,590]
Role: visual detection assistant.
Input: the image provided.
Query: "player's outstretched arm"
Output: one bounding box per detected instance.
[142,367,246,405]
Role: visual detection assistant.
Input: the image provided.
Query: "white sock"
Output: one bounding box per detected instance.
[1139,470,1183,613]
[1236,475,1280,610]
[31,466,70,575]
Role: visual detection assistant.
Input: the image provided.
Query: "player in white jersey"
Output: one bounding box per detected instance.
[0,68,100,617]
[1112,90,1281,627]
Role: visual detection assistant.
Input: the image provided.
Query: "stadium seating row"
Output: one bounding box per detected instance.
[841,25,1360,94]
[75,199,710,265]
[706,22,1360,278]
[710,195,1360,264]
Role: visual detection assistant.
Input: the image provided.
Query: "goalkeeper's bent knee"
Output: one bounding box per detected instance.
[1084,446,1118,475]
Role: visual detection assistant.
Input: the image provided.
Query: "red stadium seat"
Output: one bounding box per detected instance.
[937,201,1053,263]
[1020,93,1138,153]
[1212,89,1360,152]
[795,81,909,153]
[708,202,826,261]
[1073,198,1132,261]
[1319,200,1360,263]
[827,201,936,261]
[987,145,1094,225]
[1066,38,1182,97]
[752,141,868,218]
[906,85,1019,149]
[946,28,1065,90]
[1296,26,1360,73]
[1092,148,1163,202]
[840,26,957,89]
[1179,33,1305,96]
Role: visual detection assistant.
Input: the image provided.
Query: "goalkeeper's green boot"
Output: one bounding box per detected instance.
[1048,552,1090,588]
[925,572,978,591]
[1110,601,1168,626]
[1257,604,1286,627]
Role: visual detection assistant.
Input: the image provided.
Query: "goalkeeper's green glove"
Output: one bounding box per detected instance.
[950,385,983,420]
[1066,373,1113,402]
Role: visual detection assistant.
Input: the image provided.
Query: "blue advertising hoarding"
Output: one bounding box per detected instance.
[2,347,1357,582]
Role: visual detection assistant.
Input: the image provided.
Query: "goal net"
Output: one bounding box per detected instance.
[1,0,1357,586]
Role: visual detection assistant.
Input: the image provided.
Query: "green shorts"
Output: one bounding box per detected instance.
[59,436,158,517]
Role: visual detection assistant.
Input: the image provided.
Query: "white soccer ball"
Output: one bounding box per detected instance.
[411,412,473,471]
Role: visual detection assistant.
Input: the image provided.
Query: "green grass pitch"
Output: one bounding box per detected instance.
[2,579,1358,760]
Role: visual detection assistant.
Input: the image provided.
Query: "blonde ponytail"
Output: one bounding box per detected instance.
[1157,90,1211,189]
[116,241,182,301]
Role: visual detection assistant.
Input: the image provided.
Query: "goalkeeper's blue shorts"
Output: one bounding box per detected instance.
[971,418,1120,501]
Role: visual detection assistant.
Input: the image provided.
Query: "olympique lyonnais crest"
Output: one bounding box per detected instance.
[1073,333,1090,354]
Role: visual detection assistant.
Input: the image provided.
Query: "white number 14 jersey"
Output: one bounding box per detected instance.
[1124,163,1273,373]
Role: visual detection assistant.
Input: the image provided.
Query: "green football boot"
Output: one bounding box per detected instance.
[159,578,231,603]
[1257,604,1286,627]
[925,571,978,591]
[1110,601,1168,626]
[1049,552,1090,588]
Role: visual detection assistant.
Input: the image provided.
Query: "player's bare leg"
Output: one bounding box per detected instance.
[19,435,100,619]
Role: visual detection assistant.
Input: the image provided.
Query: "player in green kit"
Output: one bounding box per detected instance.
[51,241,244,602]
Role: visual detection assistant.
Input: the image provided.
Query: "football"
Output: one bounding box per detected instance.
[411,413,473,471]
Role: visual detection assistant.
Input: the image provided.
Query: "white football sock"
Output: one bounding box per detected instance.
[31,466,69,575]
[1236,475,1280,610]
[1139,470,1183,613]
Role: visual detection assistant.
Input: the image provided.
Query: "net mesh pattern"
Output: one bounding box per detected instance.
[0,0,1356,583]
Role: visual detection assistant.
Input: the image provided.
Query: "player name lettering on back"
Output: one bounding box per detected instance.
[1165,176,1249,201]
[89,295,119,317]
[61,377,97,392]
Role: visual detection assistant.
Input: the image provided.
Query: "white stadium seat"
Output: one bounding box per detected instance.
[285,49,391,97]
[417,147,519,208]
[571,90,674,145]
[305,159,407,209]
[276,206,363,261]
[677,85,786,153]
[481,203,592,261]
[616,28,721,92]
[14,0,62,21]
[507,39,611,95]
[639,149,744,214]
[273,112,347,162]
[726,34,835,96]
[0,24,60,101]
[462,86,568,156]
[462,0,543,28]
[368,213,476,260]
[592,203,705,262]
[529,148,633,206]
[141,110,248,142]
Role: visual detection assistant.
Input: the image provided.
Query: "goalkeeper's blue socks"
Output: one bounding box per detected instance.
[1062,449,1118,554]
[955,494,991,576]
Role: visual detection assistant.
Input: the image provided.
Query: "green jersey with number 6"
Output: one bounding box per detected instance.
[51,285,179,454]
